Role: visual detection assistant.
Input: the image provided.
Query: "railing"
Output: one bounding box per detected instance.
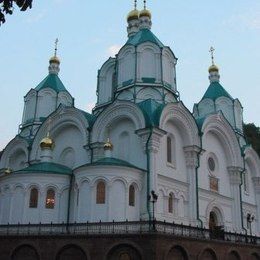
[0,220,259,245]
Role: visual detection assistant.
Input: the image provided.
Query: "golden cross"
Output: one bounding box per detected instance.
[144,0,147,9]
[54,38,58,57]
[134,0,137,9]
[209,46,215,65]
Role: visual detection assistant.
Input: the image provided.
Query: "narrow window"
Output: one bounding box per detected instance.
[129,185,135,206]
[45,189,55,209]
[96,181,105,204]
[29,188,38,208]
[167,136,172,163]
[168,193,173,213]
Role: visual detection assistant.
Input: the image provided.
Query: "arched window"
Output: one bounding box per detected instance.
[129,185,135,206]
[45,189,55,209]
[29,188,38,208]
[168,193,173,213]
[167,136,172,163]
[96,181,106,204]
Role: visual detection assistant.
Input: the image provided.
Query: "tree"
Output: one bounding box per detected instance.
[244,123,260,157]
[0,0,32,25]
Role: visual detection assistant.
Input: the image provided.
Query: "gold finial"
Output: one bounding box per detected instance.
[208,46,219,73]
[134,0,137,10]
[49,38,60,64]
[140,0,151,19]
[209,46,215,65]
[144,0,147,9]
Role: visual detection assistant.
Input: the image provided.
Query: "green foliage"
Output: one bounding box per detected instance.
[0,0,32,26]
[243,123,260,157]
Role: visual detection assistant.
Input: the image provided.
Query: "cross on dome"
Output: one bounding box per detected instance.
[209,46,215,65]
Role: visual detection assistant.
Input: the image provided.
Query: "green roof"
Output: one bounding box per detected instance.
[16,162,72,175]
[35,74,68,93]
[77,157,145,171]
[126,29,164,47]
[138,99,165,127]
[202,82,233,101]
[77,108,96,127]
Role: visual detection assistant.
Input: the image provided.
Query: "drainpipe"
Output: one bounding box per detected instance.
[67,172,74,225]
[240,154,247,234]
[87,127,94,163]
[196,132,204,227]
[145,127,153,221]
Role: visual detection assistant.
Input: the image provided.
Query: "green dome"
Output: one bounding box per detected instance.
[35,74,68,93]
[202,82,233,101]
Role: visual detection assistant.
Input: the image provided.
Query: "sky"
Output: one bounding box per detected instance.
[0,0,260,150]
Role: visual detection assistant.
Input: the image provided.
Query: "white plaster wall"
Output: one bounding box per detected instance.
[109,118,145,169]
[118,48,135,87]
[162,49,175,88]
[215,97,235,127]
[98,59,115,105]
[75,165,143,223]
[136,87,162,102]
[200,131,231,198]
[198,99,215,117]
[23,91,37,124]
[58,92,73,107]
[36,89,56,119]
[9,149,27,171]
[157,122,187,183]
[234,99,243,131]
[53,125,87,168]
[0,174,70,224]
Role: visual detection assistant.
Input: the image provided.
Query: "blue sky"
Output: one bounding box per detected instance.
[0,0,260,150]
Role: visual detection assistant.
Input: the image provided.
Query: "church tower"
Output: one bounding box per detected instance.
[94,0,178,114]
[20,40,74,139]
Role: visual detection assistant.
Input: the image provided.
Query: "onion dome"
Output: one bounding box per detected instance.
[40,134,54,150]
[208,64,219,73]
[49,55,60,65]
[104,138,113,150]
[127,9,139,22]
[139,8,151,19]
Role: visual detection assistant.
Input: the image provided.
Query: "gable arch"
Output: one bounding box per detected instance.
[92,101,146,142]
[202,113,243,167]
[0,136,29,169]
[160,102,200,147]
[244,147,260,177]
[30,107,90,162]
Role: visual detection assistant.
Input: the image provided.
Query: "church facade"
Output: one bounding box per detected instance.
[0,2,260,259]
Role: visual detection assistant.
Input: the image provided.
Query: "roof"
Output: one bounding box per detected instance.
[138,99,165,127]
[126,28,164,48]
[202,82,233,101]
[35,74,68,93]
[76,108,96,127]
[76,157,145,171]
[15,162,72,175]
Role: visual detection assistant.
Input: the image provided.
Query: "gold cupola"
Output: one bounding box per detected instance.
[127,9,139,22]
[40,133,54,150]
[139,8,151,19]
[208,64,219,73]
[104,138,113,151]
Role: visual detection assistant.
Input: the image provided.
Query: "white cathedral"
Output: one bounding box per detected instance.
[0,3,260,237]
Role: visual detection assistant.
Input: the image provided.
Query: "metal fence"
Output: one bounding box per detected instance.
[0,220,259,245]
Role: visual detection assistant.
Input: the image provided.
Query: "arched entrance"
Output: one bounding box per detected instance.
[199,248,217,260]
[209,209,224,239]
[12,245,39,260]
[166,245,188,260]
[106,244,142,260]
[56,245,87,260]
[227,251,240,260]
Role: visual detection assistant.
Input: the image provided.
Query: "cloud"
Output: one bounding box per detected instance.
[26,10,46,23]
[107,45,122,57]
[223,10,260,31]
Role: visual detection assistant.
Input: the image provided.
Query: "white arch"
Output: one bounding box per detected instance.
[30,107,90,161]
[160,102,200,147]
[244,146,260,177]
[92,101,146,142]
[202,113,243,167]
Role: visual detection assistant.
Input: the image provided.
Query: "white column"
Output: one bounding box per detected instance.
[136,128,166,219]
[183,145,201,226]
[228,166,243,231]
